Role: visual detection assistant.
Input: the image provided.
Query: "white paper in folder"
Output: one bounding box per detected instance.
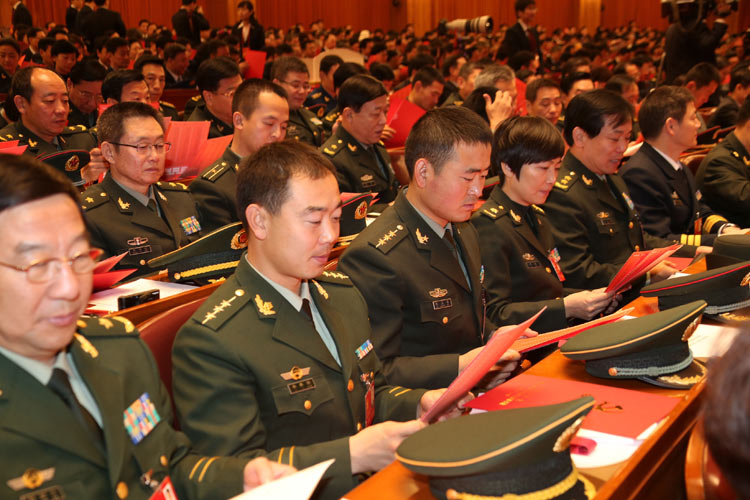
[228,459,334,500]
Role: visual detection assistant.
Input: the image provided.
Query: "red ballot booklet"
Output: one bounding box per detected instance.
[243,49,267,79]
[467,374,679,439]
[384,97,425,149]
[420,307,546,423]
[511,307,633,353]
[606,243,682,293]
[92,252,136,291]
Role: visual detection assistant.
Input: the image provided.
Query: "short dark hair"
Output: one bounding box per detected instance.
[195,57,240,93]
[0,38,20,55]
[405,106,492,177]
[232,78,287,117]
[704,331,750,499]
[441,55,462,77]
[515,0,536,14]
[0,155,79,214]
[729,67,750,93]
[735,97,750,127]
[38,37,55,53]
[526,77,560,103]
[98,101,165,145]
[683,62,721,89]
[369,62,395,84]
[271,56,309,81]
[133,54,165,74]
[237,0,254,10]
[319,54,343,75]
[604,74,636,95]
[332,62,367,91]
[563,89,633,146]
[94,0,106,6]
[181,0,197,5]
[236,140,335,224]
[7,67,48,122]
[69,59,107,84]
[561,71,592,95]
[493,116,565,184]
[101,69,145,102]
[508,50,535,72]
[338,75,387,113]
[51,40,77,57]
[638,86,694,140]
[163,43,187,61]
[104,36,128,54]
[462,85,499,124]
[26,27,44,40]
[412,66,445,89]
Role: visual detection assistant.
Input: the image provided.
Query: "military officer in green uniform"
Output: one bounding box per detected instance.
[0,155,296,500]
[0,66,98,185]
[66,59,107,129]
[190,79,289,232]
[82,102,204,276]
[696,99,750,228]
[134,55,180,121]
[544,90,685,293]
[472,116,618,334]
[273,56,324,146]
[187,57,242,138]
[173,141,466,500]
[322,75,399,210]
[339,107,521,390]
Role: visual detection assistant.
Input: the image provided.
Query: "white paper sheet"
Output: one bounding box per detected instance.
[687,323,741,358]
[87,279,197,313]
[229,459,334,500]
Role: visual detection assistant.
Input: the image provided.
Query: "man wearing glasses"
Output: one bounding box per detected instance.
[81,102,204,276]
[187,57,242,138]
[272,56,325,146]
[0,155,296,499]
[67,59,107,128]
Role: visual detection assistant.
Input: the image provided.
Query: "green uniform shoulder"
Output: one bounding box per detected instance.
[199,159,236,182]
[368,222,408,254]
[160,100,177,110]
[478,199,509,221]
[553,170,580,191]
[156,181,189,192]
[80,186,109,211]
[76,316,138,338]
[316,270,353,286]
[61,124,89,136]
[322,136,345,157]
[196,286,253,331]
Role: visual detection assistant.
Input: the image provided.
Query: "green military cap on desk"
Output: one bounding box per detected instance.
[640,261,750,314]
[337,192,375,247]
[147,222,247,284]
[705,234,750,269]
[561,300,707,389]
[36,150,90,187]
[396,397,596,500]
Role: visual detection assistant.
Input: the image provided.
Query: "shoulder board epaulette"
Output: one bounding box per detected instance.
[80,188,109,211]
[322,139,343,157]
[554,170,579,191]
[62,124,88,135]
[317,270,352,285]
[77,316,137,338]
[157,181,189,191]
[323,111,339,123]
[309,91,322,99]
[160,100,176,109]
[199,161,233,182]
[190,95,201,102]
[478,198,508,220]
[370,223,408,254]
[531,204,545,215]
[198,287,252,331]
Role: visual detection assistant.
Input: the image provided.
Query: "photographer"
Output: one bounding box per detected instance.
[664,0,734,84]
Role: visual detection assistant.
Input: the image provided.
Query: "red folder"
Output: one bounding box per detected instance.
[466,374,679,439]
[92,252,136,291]
[606,244,682,293]
[384,97,425,149]
[420,307,545,423]
[243,49,267,79]
[162,120,232,180]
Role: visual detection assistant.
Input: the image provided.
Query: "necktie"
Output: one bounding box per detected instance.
[147,198,158,215]
[443,227,460,262]
[301,298,314,323]
[527,28,538,53]
[48,368,105,450]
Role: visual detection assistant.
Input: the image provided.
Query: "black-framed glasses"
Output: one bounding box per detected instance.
[108,142,172,155]
[0,249,100,283]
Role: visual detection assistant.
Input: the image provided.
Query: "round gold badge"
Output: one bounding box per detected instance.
[65,155,80,172]
[231,229,248,250]
[354,201,368,220]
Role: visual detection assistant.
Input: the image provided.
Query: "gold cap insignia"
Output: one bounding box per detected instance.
[281,366,311,380]
[428,288,447,298]
[254,294,275,316]
[682,316,701,342]
[64,155,80,171]
[415,228,429,244]
[553,417,585,453]
[231,229,248,250]
[741,272,750,287]
[355,201,368,219]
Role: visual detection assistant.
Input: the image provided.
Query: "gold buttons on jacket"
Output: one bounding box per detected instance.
[116,481,128,499]
[634,245,640,251]
[160,455,168,467]
[545,267,552,273]
[442,316,448,324]
[304,400,312,411]
[628,221,634,229]
[347,379,354,392]
[357,422,363,431]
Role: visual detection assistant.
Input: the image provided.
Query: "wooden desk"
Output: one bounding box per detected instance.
[107,282,220,325]
[347,265,709,500]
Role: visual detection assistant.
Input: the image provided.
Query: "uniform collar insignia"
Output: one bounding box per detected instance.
[415,228,429,244]
[510,209,522,224]
[117,197,131,211]
[312,279,329,299]
[581,174,593,186]
[254,294,275,316]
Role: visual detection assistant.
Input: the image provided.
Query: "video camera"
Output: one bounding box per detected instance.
[437,16,493,36]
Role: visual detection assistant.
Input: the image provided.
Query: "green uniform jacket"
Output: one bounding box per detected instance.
[544,152,677,291]
[189,146,242,232]
[68,102,98,128]
[0,316,247,500]
[81,175,204,277]
[322,125,399,209]
[471,187,568,333]
[338,191,488,390]
[287,107,324,147]
[186,103,233,138]
[172,258,425,500]
[695,132,750,228]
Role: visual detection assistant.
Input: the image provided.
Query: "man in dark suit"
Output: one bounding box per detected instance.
[232,1,264,50]
[80,0,126,46]
[496,0,540,62]
[66,0,82,32]
[621,86,741,249]
[75,0,95,34]
[172,0,209,48]
[10,0,32,28]
[708,67,750,130]
[339,107,520,390]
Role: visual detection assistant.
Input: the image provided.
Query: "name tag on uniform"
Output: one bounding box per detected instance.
[288,378,316,395]
[432,298,453,310]
[123,393,161,445]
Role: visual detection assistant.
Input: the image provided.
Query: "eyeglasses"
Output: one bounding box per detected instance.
[0,249,99,284]
[108,142,172,155]
[280,80,311,92]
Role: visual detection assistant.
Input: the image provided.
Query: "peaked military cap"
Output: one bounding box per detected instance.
[36,150,90,186]
[705,235,750,269]
[396,397,596,500]
[337,192,375,247]
[561,300,707,389]
[640,262,750,314]
[147,222,247,284]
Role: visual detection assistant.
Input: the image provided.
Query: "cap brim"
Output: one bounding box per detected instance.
[638,359,706,389]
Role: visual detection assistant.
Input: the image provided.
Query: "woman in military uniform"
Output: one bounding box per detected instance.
[472,116,618,333]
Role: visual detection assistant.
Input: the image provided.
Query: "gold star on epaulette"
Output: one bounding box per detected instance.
[85,196,94,203]
[117,197,130,210]
[312,280,328,299]
[482,209,498,219]
[330,144,338,150]
[98,318,114,329]
[324,148,335,155]
[415,228,429,244]
[375,224,404,248]
[74,333,98,358]
[254,294,275,316]
[201,296,239,324]
[28,139,37,148]
[490,207,499,213]
[733,151,740,158]
[322,271,348,280]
